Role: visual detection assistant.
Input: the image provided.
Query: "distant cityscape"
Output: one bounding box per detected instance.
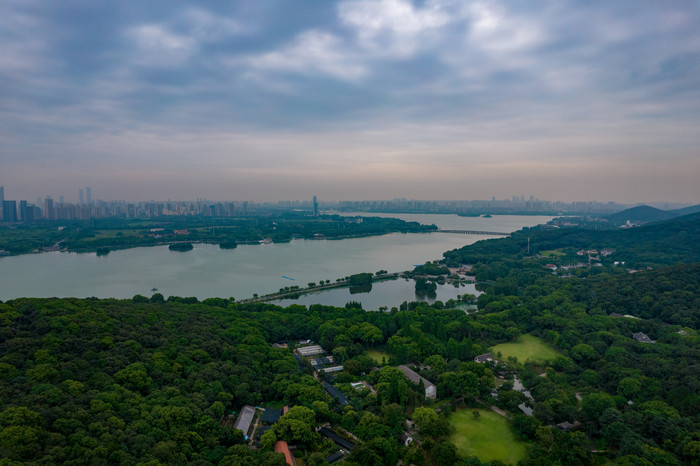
[0,185,693,223]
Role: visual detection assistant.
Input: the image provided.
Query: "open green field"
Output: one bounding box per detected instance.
[365,349,393,364]
[490,334,559,363]
[450,409,528,464]
[540,249,566,257]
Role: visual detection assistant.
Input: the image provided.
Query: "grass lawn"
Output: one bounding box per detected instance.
[450,409,528,464]
[540,249,566,257]
[365,349,393,364]
[490,334,559,363]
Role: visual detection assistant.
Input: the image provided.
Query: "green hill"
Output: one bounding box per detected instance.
[606,205,677,225]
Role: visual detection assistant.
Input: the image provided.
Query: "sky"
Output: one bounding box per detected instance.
[1,0,700,204]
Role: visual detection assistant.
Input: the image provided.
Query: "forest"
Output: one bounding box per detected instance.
[0,214,436,256]
[1,212,699,465]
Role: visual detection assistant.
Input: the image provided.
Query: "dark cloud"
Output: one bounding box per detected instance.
[1,0,699,202]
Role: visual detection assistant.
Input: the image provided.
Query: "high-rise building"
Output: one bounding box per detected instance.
[0,185,4,220]
[86,187,92,205]
[2,200,17,222]
[19,200,34,222]
[44,197,55,220]
[313,195,319,217]
[79,189,84,205]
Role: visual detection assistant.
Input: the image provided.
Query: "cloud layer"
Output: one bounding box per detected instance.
[1,0,699,202]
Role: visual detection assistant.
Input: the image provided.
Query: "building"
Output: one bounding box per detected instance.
[274,441,296,466]
[311,356,334,368]
[232,405,256,439]
[474,353,494,364]
[261,408,282,425]
[44,197,55,220]
[325,451,346,463]
[313,195,319,217]
[323,382,349,405]
[319,427,355,450]
[398,365,437,399]
[2,200,17,222]
[632,332,656,344]
[297,345,324,357]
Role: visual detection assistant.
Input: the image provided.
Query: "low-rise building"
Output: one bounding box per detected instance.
[632,332,656,344]
[233,405,256,439]
[297,345,324,357]
[474,353,494,364]
[398,365,436,399]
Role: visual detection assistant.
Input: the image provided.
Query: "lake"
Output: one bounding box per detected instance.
[0,214,551,301]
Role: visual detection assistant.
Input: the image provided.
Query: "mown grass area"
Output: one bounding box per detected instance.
[365,349,393,364]
[450,409,528,464]
[540,249,566,256]
[490,334,559,363]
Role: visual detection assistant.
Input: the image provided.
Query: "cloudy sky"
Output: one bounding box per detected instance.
[2,0,699,203]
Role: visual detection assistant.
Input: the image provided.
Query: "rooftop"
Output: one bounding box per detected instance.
[398,365,437,399]
[232,405,256,438]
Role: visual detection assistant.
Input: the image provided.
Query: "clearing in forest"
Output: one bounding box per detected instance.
[490,334,559,363]
[364,349,393,364]
[449,409,528,464]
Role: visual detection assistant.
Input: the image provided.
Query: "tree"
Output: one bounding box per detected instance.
[260,430,277,451]
[273,406,318,446]
[617,377,642,400]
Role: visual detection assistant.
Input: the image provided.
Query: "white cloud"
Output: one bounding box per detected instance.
[339,0,452,57]
[249,30,366,81]
[465,1,546,55]
[129,24,195,67]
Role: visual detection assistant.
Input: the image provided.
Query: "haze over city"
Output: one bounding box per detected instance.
[2,1,699,203]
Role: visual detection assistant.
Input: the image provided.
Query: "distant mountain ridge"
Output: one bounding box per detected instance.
[607,204,700,224]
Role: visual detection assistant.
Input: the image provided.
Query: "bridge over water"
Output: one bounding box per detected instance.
[435,229,510,236]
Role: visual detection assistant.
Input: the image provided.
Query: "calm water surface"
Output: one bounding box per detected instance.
[0,215,551,300]
[274,278,479,311]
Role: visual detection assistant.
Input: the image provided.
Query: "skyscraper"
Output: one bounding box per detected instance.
[2,200,17,222]
[313,195,319,217]
[0,186,4,220]
[44,197,55,220]
[86,187,92,205]
[79,189,84,205]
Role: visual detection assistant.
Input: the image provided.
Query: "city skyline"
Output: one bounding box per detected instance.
[2,1,700,203]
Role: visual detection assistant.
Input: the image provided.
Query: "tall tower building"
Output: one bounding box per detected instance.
[2,200,17,222]
[44,197,55,220]
[86,186,92,205]
[313,195,319,217]
[0,185,4,220]
[79,189,84,205]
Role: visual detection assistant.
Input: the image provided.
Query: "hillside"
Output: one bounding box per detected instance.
[443,212,700,269]
[606,205,677,224]
[669,203,700,217]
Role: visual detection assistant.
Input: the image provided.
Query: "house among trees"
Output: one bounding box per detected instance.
[233,405,256,440]
[319,427,355,450]
[632,332,656,343]
[274,440,296,466]
[296,345,324,357]
[398,365,436,399]
[322,382,349,405]
[260,407,282,425]
[474,353,494,363]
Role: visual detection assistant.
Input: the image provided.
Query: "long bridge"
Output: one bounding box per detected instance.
[435,229,510,236]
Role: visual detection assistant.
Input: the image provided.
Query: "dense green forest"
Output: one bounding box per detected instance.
[1,262,698,464]
[1,212,699,465]
[0,214,436,255]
